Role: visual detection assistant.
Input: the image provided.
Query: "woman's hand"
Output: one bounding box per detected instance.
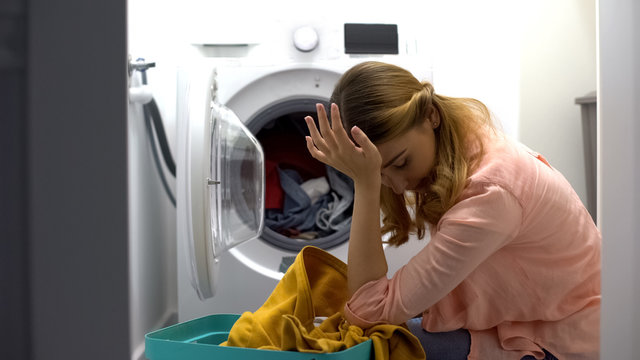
[307,103,387,295]
[304,103,382,187]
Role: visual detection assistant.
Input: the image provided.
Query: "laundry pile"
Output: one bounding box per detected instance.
[259,117,354,240]
[220,246,425,360]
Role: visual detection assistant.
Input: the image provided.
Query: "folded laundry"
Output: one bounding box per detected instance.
[221,246,425,360]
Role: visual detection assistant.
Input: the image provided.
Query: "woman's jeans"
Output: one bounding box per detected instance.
[406,318,558,360]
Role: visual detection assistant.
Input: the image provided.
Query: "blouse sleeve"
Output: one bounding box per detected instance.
[344,182,523,328]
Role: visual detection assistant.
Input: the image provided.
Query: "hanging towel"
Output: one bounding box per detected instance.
[220,246,425,360]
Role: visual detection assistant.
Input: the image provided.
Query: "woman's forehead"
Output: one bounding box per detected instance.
[376,130,415,157]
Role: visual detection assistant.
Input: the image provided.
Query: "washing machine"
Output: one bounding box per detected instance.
[176,23,433,322]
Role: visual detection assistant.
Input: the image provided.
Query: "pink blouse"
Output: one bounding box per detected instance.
[344,132,601,359]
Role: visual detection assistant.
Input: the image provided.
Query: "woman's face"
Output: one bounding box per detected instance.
[376,116,438,194]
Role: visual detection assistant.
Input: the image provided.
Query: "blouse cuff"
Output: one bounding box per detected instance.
[343,278,391,329]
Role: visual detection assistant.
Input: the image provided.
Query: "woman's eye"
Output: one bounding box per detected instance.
[394,158,408,169]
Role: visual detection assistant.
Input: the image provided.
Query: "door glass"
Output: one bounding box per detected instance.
[208,101,265,258]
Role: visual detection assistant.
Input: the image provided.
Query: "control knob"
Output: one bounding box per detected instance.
[293,26,319,52]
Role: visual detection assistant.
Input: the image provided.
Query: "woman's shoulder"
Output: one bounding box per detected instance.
[474,131,525,170]
[466,131,543,197]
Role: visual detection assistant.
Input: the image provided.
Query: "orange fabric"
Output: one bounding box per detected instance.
[345,132,601,359]
[221,246,425,360]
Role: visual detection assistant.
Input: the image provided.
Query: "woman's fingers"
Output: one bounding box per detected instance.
[319,102,353,151]
[330,103,352,145]
[329,103,342,130]
[305,135,326,162]
[351,126,380,163]
[305,103,371,165]
[304,115,327,151]
[304,104,381,181]
[316,103,337,148]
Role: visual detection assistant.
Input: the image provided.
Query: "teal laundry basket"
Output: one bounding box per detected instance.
[145,314,373,360]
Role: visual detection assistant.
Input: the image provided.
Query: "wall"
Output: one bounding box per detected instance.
[427,1,521,138]
[127,2,181,359]
[26,0,131,359]
[599,0,640,357]
[519,0,596,207]
[1,0,28,357]
[127,76,178,359]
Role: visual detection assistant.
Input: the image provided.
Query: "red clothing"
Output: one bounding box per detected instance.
[345,132,601,359]
[265,160,284,210]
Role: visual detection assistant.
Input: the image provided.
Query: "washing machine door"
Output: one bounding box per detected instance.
[180,72,265,300]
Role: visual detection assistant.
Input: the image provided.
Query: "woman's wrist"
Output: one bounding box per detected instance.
[353,174,381,193]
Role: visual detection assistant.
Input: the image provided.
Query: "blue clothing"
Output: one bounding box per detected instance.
[406,318,558,360]
[315,166,353,231]
[265,166,353,236]
[406,318,470,360]
[265,168,330,232]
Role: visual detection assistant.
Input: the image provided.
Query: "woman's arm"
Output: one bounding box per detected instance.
[347,160,387,295]
[304,103,387,295]
[344,183,522,327]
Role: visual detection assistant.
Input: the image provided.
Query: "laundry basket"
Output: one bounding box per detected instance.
[145,314,373,360]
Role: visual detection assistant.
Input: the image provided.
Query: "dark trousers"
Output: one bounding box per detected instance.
[406,317,558,360]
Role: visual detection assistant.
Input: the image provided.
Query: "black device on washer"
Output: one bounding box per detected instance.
[344,23,399,55]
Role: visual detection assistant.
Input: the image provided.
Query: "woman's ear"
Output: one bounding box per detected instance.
[429,107,440,129]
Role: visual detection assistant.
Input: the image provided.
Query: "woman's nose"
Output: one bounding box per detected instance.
[381,173,407,194]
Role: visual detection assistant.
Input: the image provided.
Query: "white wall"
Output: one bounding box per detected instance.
[598,0,640,358]
[427,0,521,138]
[519,0,596,207]
[127,2,182,358]
[127,89,178,359]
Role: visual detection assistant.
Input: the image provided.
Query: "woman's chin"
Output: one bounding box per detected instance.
[411,178,431,193]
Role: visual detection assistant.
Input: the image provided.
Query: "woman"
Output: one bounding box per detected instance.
[303,61,600,360]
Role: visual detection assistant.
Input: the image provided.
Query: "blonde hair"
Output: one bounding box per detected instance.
[331,61,493,246]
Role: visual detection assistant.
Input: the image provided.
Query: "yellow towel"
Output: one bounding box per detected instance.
[221,246,425,360]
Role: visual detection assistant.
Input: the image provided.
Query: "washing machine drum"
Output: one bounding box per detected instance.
[233,97,353,252]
